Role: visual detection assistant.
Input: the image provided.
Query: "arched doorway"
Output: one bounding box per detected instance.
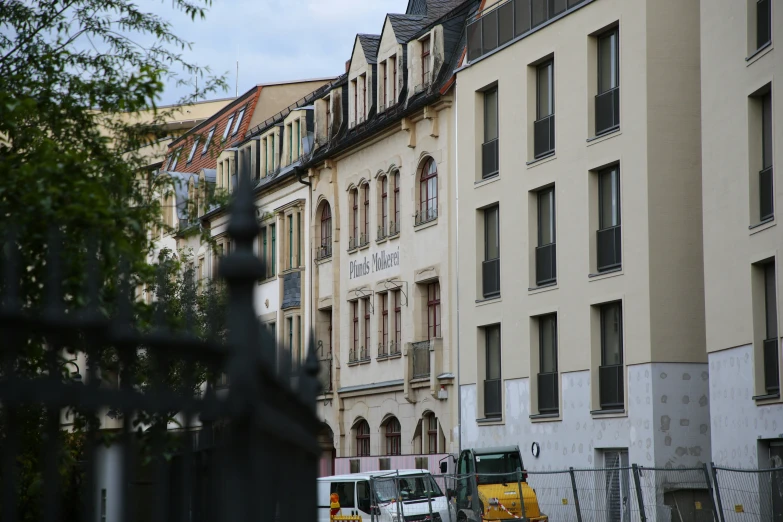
[318,423,336,477]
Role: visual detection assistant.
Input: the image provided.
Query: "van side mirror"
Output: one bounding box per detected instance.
[440,462,448,473]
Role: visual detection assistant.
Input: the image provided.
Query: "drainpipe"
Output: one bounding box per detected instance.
[455,80,461,455]
[296,166,311,187]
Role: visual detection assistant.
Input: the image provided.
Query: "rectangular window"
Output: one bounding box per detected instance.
[393,172,400,233]
[381,176,388,237]
[270,224,276,276]
[422,36,431,85]
[760,92,774,221]
[169,147,182,171]
[288,215,293,269]
[381,293,389,353]
[536,187,556,286]
[363,297,370,360]
[187,137,200,164]
[352,79,358,125]
[483,206,500,298]
[232,107,245,135]
[260,227,268,277]
[538,314,558,414]
[484,325,502,417]
[427,282,441,340]
[483,87,499,179]
[391,55,397,103]
[394,290,401,354]
[763,262,779,394]
[352,190,359,247]
[600,302,624,410]
[757,0,772,50]
[597,166,622,272]
[287,124,293,164]
[270,133,275,170]
[222,114,235,141]
[202,126,216,155]
[596,28,620,135]
[427,415,438,454]
[287,316,294,364]
[352,300,359,361]
[296,212,301,267]
[363,184,369,244]
[534,60,555,158]
[382,62,387,108]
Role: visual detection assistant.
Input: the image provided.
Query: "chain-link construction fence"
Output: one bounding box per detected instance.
[712,465,783,522]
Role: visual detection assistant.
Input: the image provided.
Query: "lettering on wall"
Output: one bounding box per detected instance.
[349,247,401,280]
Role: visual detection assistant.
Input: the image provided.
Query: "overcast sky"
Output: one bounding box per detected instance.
[149,0,406,105]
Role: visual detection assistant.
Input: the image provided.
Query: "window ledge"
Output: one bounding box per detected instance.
[376,237,388,245]
[526,152,556,168]
[281,267,303,275]
[590,408,626,418]
[257,275,278,285]
[476,417,504,426]
[746,42,773,64]
[476,295,501,306]
[587,127,621,145]
[752,392,780,402]
[589,267,623,281]
[528,282,558,294]
[359,242,371,251]
[388,232,401,240]
[414,218,438,231]
[347,358,372,367]
[530,412,561,422]
[315,256,333,266]
[749,218,775,234]
[347,247,359,254]
[476,174,500,186]
[411,377,430,384]
[378,353,402,361]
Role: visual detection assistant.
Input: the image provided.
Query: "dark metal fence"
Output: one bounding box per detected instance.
[411,341,431,379]
[0,172,321,522]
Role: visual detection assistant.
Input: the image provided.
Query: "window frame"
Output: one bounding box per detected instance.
[363,183,370,243]
[320,202,332,254]
[426,414,438,455]
[381,176,388,237]
[394,290,401,352]
[427,282,441,340]
[352,300,359,356]
[599,166,621,230]
[385,417,402,456]
[352,189,359,246]
[202,126,216,155]
[381,292,389,349]
[536,60,554,120]
[597,29,619,95]
[187,137,200,164]
[421,36,431,85]
[539,313,558,375]
[537,186,556,247]
[393,171,400,232]
[356,420,371,457]
[363,296,371,357]
[231,107,246,136]
[419,158,438,222]
[222,114,235,141]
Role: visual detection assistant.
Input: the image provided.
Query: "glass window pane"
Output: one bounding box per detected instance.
[601,303,623,366]
[515,0,532,35]
[486,326,501,379]
[498,2,514,45]
[485,207,499,260]
[538,188,554,245]
[482,10,499,53]
[532,0,547,27]
[599,168,620,228]
[537,62,553,118]
[552,0,566,16]
[762,93,772,169]
[765,263,778,339]
[540,314,557,373]
[485,88,498,142]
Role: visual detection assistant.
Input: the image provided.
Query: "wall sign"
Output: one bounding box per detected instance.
[349,246,400,280]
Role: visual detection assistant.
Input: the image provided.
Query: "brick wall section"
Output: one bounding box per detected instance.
[165,87,262,173]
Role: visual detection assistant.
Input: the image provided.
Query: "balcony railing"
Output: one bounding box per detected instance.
[389,220,400,237]
[378,342,388,358]
[537,371,558,413]
[763,338,780,395]
[316,243,332,261]
[482,258,500,298]
[412,340,431,379]
[534,114,555,158]
[318,354,333,393]
[599,364,624,410]
[482,138,499,179]
[349,347,370,363]
[467,0,588,63]
[415,207,438,226]
[359,232,369,247]
[389,340,401,356]
[348,236,359,250]
[484,378,502,417]
[535,242,556,286]
[595,86,620,136]
[597,225,621,272]
[760,166,774,222]
[377,224,387,241]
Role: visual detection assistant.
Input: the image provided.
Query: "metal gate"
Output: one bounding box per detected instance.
[0,173,321,522]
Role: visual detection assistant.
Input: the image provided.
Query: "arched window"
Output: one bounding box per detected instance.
[418,158,438,224]
[380,176,388,238]
[426,413,438,454]
[392,170,400,234]
[356,419,370,456]
[385,417,401,455]
[351,188,359,248]
[320,202,332,259]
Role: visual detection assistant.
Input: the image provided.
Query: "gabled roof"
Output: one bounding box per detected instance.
[387,14,426,43]
[357,34,381,64]
[406,0,428,15]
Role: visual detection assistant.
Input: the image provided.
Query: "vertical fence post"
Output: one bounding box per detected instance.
[709,462,726,522]
[702,463,721,522]
[516,470,527,520]
[631,464,647,522]
[568,467,584,522]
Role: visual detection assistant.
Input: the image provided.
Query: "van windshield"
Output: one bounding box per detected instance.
[373,475,443,503]
[474,452,523,485]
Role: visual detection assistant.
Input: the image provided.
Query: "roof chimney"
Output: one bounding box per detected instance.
[345,59,351,73]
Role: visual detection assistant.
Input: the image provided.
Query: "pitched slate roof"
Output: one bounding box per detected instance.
[387,14,426,43]
[357,34,381,64]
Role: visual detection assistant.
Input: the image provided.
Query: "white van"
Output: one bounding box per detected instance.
[318,469,450,522]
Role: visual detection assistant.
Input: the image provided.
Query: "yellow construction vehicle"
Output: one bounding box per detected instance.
[444,446,548,522]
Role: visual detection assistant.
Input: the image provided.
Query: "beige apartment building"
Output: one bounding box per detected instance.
[701,0,782,469]
[455,0,708,471]
[307,0,477,477]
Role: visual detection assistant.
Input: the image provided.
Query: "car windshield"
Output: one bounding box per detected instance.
[474,452,523,485]
[373,475,444,503]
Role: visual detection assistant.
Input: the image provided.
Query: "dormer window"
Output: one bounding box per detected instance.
[382,62,387,108]
[169,148,182,171]
[352,79,358,126]
[390,55,397,105]
[360,74,367,123]
[222,114,235,141]
[421,36,431,85]
[202,126,216,155]
[232,107,245,136]
[187,137,200,164]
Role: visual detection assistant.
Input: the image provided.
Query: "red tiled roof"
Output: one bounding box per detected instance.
[164,87,262,173]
